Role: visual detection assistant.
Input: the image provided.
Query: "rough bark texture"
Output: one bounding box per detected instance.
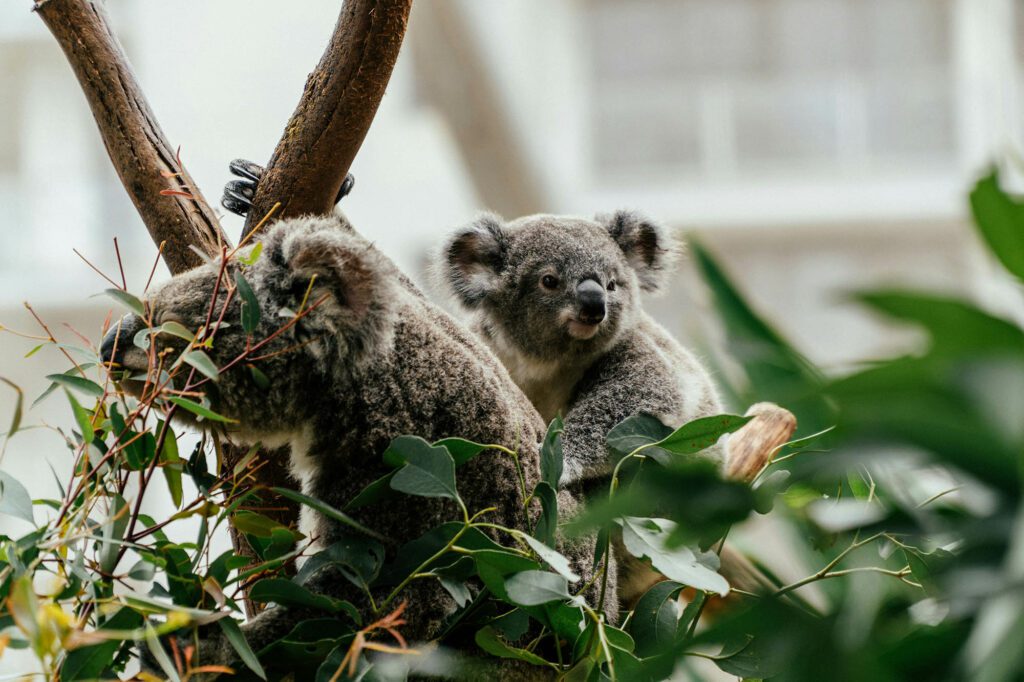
[34,0,228,274]
[36,0,412,616]
[242,0,413,237]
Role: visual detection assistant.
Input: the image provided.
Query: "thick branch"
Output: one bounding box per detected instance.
[243,0,413,236]
[34,0,228,275]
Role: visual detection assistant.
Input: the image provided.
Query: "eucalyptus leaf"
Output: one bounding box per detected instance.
[272,487,384,540]
[505,570,581,607]
[619,517,728,596]
[166,396,236,423]
[181,350,220,381]
[103,289,145,316]
[388,437,460,502]
[219,616,267,680]
[235,271,261,334]
[0,471,34,524]
[475,626,556,669]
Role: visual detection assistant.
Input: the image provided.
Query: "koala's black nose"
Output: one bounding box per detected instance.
[576,279,606,325]
[101,314,142,366]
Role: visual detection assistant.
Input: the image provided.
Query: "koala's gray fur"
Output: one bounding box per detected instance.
[439,210,722,602]
[107,214,600,674]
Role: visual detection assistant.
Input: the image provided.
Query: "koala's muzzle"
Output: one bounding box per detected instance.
[101,314,145,369]
[575,279,606,325]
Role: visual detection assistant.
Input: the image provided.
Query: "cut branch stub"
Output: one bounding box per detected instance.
[725,402,798,483]
[34,0,228,275]
[243,0,413,237]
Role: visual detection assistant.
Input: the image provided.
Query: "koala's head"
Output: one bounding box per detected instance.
[100,216,396,437]
[441,210,679,361]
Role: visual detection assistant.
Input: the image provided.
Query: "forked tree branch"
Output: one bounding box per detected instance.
[37,0,413,615]
[33,0,228,275]
[243,0,413,236]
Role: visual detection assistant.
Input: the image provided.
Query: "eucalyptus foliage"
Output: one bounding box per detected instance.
[0,170,1022,680]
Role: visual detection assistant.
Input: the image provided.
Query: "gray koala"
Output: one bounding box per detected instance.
[440,210,723,602]
[101,213,595,674]
[440,210,722,483]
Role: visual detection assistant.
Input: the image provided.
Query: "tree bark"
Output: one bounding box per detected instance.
[242,0,413,237]
[33,0,228,274]
[37,0,413,615]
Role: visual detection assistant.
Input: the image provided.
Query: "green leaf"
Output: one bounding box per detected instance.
[655,414,752,456]
[435,556,475,607]
[238,241,263,266]
[344,471,397,511]
[628,580,684,657]
[181,350,220,381]
[166,396,236,423]
[249,578,348,614]
[103,288,145,316]
[144,623,180,682]
[0,471,35,524]
[159,424,183,508]
[619,517,729,596]
[61,607,143,680]
[235,271,261,334]
[690,238,831,432]
[856,291,1024,358]
[387,437,459,502]
[65,390,94,444]
[474,550,543,602]
[969,169,1024,280]
[434,437,488,466]
[0,377,23,441]
[45,373,103,397]
[505,570,581,606]
[540,416,564,489]
[272,487,384,540]
[295,535,384,598]
[219,617,267,680]
[523,535,579,582]
[99,494,129,574]
[249,365,271,389]
[231,511,299,539]
[475,626,557,669]
[531,481,558,547]
[606,413,673,459]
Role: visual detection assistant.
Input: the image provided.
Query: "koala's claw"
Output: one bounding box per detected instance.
[221,159,264,217]
[221,158,355,218]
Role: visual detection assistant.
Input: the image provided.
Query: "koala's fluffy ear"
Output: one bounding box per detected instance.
[441,213,509,308]
[281,228,382,321]
[599,210,680,292]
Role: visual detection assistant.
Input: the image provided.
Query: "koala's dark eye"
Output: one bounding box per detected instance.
[541,275,559,290]
[607,281,617,292]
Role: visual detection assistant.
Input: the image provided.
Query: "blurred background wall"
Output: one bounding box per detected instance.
[1,0,1023,675]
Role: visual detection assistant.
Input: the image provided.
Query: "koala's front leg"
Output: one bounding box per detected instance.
[221,158,355,217]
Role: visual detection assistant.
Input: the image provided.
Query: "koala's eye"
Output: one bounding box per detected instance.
[540,274,559,290]
[607,281,617,292]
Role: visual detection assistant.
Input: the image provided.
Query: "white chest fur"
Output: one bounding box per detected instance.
[489,333,585,422]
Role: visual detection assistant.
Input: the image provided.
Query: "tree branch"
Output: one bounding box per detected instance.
[243,0,413,236]
[726,402,797,483]
[33,0,229,275]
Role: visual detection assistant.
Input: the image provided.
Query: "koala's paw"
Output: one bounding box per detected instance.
[221,158,355,217]
[221,159,264,217]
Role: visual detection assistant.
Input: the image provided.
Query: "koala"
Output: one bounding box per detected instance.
[440,210,723,483]
[440,210,723,603]
[100,213,600,675]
